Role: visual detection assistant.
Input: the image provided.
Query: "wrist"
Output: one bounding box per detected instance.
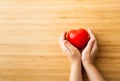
[71,60,81,66]
[82,61,94,68]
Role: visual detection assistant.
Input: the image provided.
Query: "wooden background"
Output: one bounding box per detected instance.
[0,0,120,81]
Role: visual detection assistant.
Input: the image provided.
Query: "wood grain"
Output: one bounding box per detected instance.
[0,0,120,81]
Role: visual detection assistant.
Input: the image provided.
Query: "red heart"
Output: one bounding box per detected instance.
[67,29,89,49]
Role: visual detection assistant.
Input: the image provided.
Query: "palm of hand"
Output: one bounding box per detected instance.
[59,32,81,63]
[59,29,98,64]
[81,29,98,64]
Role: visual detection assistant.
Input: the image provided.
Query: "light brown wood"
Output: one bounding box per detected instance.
[0,0,120,81]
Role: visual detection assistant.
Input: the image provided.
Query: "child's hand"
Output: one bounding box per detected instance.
[82,29,98,65]
[59,32,81,64]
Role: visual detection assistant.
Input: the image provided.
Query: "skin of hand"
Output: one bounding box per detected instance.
[81,29,98,65]
[59,29,97,65]
[59,32,81,64]
[59,32,82,81]
[81,29,106,81]
[59,29,105,81]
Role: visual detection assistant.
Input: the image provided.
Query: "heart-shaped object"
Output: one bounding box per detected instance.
[67,28,89,49]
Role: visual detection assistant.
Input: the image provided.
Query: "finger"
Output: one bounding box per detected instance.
[59,32,67,50]
[83,29,95,53]
[91,39,98,56]
[88,28,96,40]
[60,40,72,56]
[59,31,67,42]
[66,41,77,50]
[85,38,95,53]
[59,40,67,51]
[59,32,74,56]
[65,41,78,55]
[88,29,98,55]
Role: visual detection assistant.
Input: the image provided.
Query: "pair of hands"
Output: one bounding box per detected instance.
[59,29,98,65]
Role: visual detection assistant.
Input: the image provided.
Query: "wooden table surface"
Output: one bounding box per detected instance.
[0,0,120,81]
